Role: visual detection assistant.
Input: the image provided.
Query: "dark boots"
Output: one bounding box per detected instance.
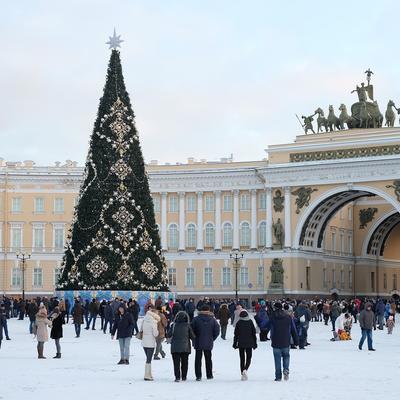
[53,353,61,359]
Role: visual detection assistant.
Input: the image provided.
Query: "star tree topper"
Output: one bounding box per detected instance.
[106,28,124,50]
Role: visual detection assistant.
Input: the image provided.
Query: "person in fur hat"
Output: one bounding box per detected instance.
[34,303,52,359]
[141,305,160,381]
[50,306,63,358]
[233,310,257,380]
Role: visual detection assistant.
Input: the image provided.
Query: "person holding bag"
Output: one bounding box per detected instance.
[168,311,196,382]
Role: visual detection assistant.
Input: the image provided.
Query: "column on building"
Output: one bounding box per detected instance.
[178,192,185,251]
[161,192,167,250]
[250,189,257,249]
[196,191,203,251]
[266,188,273,248]
[284,187,292,248]
[233,189,239,249]
[214,190,222,251]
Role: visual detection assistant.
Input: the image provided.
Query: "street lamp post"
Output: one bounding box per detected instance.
[230,250,244,303]
[16,251,31,301]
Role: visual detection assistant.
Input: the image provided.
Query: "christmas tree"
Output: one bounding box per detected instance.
[58,32,168,291]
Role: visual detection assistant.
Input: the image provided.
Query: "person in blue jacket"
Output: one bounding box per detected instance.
[264,302,299,382]
[191,304,220,381]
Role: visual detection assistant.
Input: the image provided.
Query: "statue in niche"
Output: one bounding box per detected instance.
[269,258,284,288]
[273,218,284,249]
[273,189,284,212]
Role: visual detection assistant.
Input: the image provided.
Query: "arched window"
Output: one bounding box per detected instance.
[222,222,233,247]
[168,224,179,249]
[205,223,215,247]
[240,222,250,247]
[258,221,266,247]
[186,223,196,248]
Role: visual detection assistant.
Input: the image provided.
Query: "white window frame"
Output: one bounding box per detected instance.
[204,223,215,247]
[54,265,62,285]
[10,223,23,251]
[239,266,249,286]
[222,222,233,247]
[11,263,22,287]
[167,224,179,249]
[222,267,231,286]
[54,198,64,214]
[240,193,250,211]
[185,267,195,287]
[168,268,177,287]
[240,222,251,247]
[186,195,196,212]
[204,195,214,212]
[204,267,213,287]
[258,221,266,247]
[223,195,232,211]
[186,223,197,248]
[257,265,264,287]
[11,197,22,213]
[169,195,178,212]
[53,223,65,251]
[259,192,266,209]
[34,197,45,214]
[33,264,43,288]
[152,196,161,213]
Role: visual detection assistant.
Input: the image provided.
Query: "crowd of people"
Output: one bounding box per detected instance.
[1,295,399,382]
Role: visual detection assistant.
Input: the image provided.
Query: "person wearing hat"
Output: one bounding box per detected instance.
[264,302,298,381]
[34,303,52,359]
[233,310,257,381]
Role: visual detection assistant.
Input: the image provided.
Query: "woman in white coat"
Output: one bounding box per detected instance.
[141,306,160,381]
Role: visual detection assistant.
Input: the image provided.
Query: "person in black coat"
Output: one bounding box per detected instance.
[265,302,299,381]
[50,307,63,359]
[233,310,257,380]
[111,305,134,365]
[103,302,114,334]
[28,301,39,335]
[168,311,196,382]
[191,304,220,381]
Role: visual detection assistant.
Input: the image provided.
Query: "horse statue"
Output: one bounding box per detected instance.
[359,102,371,128]
[314,107,328,133]
[327,105,341,131]
[385,100,396,127]
[338,104,352,129]
[370,101,383,128]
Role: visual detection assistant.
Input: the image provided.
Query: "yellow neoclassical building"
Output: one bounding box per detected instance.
[1,128,400,298]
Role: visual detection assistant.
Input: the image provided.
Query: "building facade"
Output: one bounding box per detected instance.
[1,128,400,298]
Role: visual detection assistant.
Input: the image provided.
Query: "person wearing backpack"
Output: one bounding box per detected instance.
[168,311,196,382]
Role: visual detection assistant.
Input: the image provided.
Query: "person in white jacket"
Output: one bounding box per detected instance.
[141,306,160,381]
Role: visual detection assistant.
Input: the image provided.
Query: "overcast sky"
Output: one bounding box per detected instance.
[1,0,400,166]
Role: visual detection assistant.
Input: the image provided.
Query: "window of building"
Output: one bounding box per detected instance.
[186,267,195,287]
[187,195,196,212]
[340,270,345,289]
[11,267,21,287]
[371,271,375,292]
[223,195,232,211]
[331,231,336,253]
[205,223,215,247]
[258,222,266,247]
[204,195,214,212]
[340,233,344,254]
[168,268,177,286]
[169,195,178,212]
[332,269,336,288]
[348,207,353,221]
[11,197,22,213]
[54,198,64,214]
[204,267,213,287]
[34,197,45,213]
[349,269,353,289]
[393,274,397,291]
[240,193,250,210]
[348,234,353,254]
[167,224,179,248]
[10,226,22,250]
[33,226,44,251]
[240,222,250,247]
[222,223,233,247]
[186,224,196,248]
[54,267,62,285]
[33,267,43,287]
[306,266,311,290]
[259,192,266,209]
[239,266,249,286]
[323,268,327,288]
[222,267,231,286]
[383,273,387,290]
[257,266,264,287]
[152,196,160,212]
[54,227,65,250]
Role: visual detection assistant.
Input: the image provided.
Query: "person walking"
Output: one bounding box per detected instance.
[330,301,341,332]
[169,311,195,382]
[111,304,134,365]
[217,304,230,340]
[191,304,220,381]
[358,302,376,351]
[154,306,168,360]
[33,303,52,359]
[50,306,63,359]
[0,303,10,341]
[294,301,311,349]
[103,301,114,334]
[233,310,257,381]
[72,299,84,338]
[141,306,160,381]
[129,299,140,335]
[86,299,99,330]
[27,301,39,335]
[264,302,298,381]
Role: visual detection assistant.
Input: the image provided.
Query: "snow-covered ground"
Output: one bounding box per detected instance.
[1,317,399,400]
